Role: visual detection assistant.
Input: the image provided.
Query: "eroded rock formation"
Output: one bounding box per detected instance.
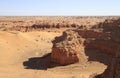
[1,16,112,32]
[51,18,120,78]
[92,18,120,78]
[51,30,87,65]
[95,46,120,78]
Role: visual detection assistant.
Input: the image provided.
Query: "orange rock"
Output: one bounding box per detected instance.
[51,30,87,65]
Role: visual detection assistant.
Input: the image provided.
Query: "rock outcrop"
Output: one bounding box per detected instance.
[51,18,120,78]
[92,19,120,78]
[51,30,87,65]
[1,16,112,32]
[95,47,120,78]
[85,18,120,57]
[51,18,120,66]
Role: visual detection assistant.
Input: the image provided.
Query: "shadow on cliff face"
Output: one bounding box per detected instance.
[84,47,112,65]
[84,19,120,66]
[84,38,112,65]
[23,53,59,70]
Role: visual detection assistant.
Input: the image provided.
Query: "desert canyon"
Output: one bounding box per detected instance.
[0,16,120,78]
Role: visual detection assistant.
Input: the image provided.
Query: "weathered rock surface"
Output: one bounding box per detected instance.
[95,47,120,78]
[90,18,120,78]
[51,18,120,78]
[85,18,120,57]
[51,30,87,65]
[51,18,120,66]
[1,16,113,32]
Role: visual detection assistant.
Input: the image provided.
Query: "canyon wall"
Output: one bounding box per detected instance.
[51,18,120,78]
[94,18,120,78]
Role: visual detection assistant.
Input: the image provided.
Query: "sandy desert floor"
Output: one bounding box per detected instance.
[0,31,107,78]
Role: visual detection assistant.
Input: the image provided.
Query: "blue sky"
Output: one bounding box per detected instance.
[0,0,120,16]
